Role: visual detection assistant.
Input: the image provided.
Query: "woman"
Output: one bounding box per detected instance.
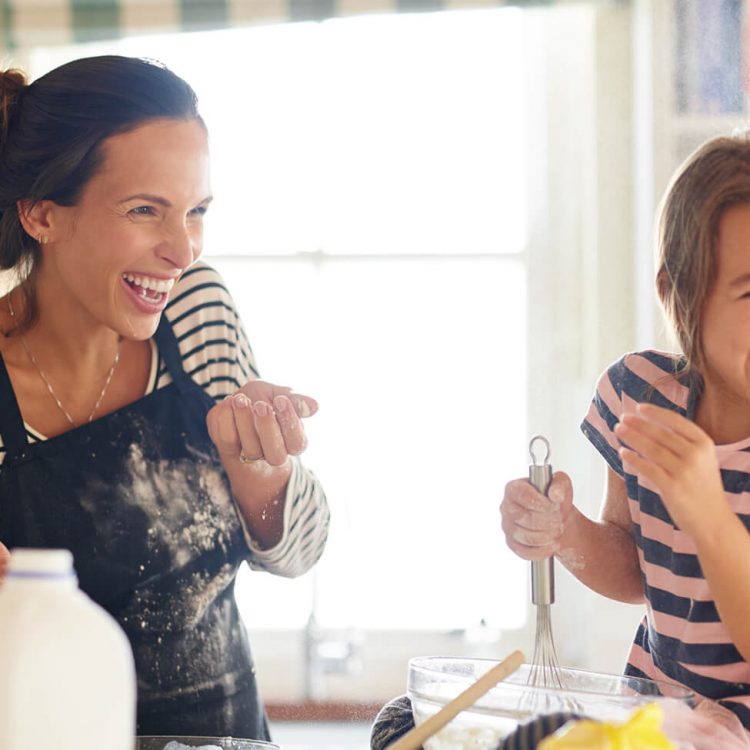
[0,55,329,739]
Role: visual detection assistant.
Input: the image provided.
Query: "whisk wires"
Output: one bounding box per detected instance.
[522,602,582,715]
[529,603,564,690]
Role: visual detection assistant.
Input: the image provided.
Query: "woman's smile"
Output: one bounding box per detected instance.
[120,272,177,313]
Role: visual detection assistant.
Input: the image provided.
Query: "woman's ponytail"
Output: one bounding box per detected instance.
[0,69,27,146]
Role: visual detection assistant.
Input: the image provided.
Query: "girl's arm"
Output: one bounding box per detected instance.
[616,403,750,662]
[694,513,750,663]
[556,466,644,603]
[501,466,644,603]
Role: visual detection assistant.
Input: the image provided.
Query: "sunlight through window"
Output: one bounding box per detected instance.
[30,8,529,630]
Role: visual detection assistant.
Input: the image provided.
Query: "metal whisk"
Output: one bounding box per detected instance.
[518,437,583,717]
[527,435,565,692]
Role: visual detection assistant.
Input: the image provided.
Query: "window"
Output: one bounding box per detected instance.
[31,9,530,632]
[27,3,635,702]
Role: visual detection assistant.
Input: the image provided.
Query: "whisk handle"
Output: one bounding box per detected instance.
[529,445,555,605]
[531,558,554,605]
[529,464,551,495]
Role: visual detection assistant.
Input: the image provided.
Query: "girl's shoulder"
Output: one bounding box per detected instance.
[605,349,690,412]
[616,349,686,375]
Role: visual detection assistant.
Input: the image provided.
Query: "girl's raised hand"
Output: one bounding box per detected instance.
[206,381,318,470]
[500,471,574,560]
[614,403,728,537]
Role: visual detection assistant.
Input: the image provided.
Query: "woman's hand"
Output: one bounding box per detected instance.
[614,403,729,538]
[500,472,574,560]
[206,380,317,471]
[206,381,318,549]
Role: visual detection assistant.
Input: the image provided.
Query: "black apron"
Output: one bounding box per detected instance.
[0,315,270,739]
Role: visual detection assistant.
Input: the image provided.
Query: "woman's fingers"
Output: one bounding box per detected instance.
[290,394,318,419]
[207,381,317,467]
[229,394,263,459]
[237,381,318,420]
[207,398,242,454]
[273,395,308,455]
[224,393,309,466]
[247,399,288,467]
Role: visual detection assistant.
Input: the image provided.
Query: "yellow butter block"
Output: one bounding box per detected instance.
[538,703,676,750]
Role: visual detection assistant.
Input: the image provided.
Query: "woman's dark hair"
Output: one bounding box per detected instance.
[0,55,202,325]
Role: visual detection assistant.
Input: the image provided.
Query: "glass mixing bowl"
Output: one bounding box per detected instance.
[408,657,694,750]
[136,738,279,750]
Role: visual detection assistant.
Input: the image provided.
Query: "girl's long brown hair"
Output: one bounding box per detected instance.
[657,132,750,390]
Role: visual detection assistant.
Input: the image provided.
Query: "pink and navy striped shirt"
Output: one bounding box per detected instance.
[582,350,750,729]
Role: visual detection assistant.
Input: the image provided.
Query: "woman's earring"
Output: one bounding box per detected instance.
[37,234,47,245]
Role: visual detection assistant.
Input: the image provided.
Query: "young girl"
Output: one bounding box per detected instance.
[501,132,750,733]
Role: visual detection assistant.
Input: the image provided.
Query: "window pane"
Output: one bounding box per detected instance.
[215,256,528,630]
[315,12,527,256]
[29,10,530,631]
[33,10,526,257]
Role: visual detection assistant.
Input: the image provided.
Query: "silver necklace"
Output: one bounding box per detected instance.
[7,294,120,427]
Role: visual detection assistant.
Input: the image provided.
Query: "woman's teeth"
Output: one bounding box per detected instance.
[122,273,174,301]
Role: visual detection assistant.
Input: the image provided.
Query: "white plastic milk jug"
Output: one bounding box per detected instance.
[0,548,136,750]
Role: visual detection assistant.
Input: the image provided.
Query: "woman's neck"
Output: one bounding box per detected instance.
[2,285,152,436]
[18,273,121,373]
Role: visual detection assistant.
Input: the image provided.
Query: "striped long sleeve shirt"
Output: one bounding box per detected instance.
[581,349,750,729]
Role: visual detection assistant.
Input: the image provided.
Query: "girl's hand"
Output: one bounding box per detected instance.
[500,471,574,560]
[614,403,729,538]
[0,542,9,579]
[206,381,318,471]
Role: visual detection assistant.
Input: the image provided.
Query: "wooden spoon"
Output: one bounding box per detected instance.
[387,650,525,750]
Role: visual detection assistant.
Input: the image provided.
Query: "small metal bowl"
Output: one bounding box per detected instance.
[136,737,279,750]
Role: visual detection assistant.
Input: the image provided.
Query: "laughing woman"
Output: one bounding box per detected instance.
[0,56,329,739]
